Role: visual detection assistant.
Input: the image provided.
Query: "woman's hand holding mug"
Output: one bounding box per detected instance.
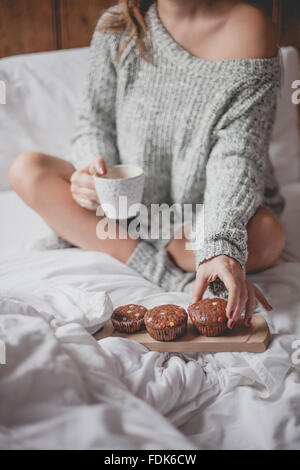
[70,157,107,210]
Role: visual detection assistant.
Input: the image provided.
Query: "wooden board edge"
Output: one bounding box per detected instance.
[94,315,271,353]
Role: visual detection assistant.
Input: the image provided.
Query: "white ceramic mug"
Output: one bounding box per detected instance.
[93,165,145,220]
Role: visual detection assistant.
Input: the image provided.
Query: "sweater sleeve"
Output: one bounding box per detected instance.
[67,14,120,170]
[194,72,279,273]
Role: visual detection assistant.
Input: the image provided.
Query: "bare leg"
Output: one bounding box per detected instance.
[245,206,286,273]
[8,152,138,263]
[166,206,286,273]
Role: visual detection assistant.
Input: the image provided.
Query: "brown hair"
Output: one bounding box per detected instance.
[98,0,154,63]
[99,0,279,63]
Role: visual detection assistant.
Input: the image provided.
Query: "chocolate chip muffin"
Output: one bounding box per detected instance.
[111,304,147,333]
[144,304,188,342]
[189,298,228,337]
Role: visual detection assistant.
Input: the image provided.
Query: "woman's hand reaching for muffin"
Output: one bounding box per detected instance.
[70,156,107,210]
[192,255,272,329]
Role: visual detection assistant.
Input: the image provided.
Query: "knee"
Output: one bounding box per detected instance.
[247,207,286,271]
[261,209,286,261]
[8,152,49,200]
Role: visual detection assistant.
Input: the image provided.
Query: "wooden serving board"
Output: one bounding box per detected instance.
[94,314,271,353]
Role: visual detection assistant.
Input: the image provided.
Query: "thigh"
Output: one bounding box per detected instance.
[165,225,196,272]
[11,151,75,182]
[9,151,75,193]
[246,205,286,272]
[33,153,75,182]
[247,206,283,246]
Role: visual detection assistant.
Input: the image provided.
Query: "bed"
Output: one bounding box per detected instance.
[0,44,300,449]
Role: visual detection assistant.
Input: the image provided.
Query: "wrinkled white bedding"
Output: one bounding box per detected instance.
[0,189,300,449]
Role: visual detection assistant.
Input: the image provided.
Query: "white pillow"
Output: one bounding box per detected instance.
[269,47,300,185]
[0,46,299,191]
[0,48,88,190]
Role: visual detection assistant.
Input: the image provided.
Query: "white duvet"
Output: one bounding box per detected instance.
[0,238,300,449]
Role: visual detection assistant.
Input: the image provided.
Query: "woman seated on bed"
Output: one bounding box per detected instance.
[9,0,286,329]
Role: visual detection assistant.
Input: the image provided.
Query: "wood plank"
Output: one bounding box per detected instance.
[272,0,282,41]
[0,0,57,58]
[59,0,116,50]
[94,315,271,353]
[280,0,300,49]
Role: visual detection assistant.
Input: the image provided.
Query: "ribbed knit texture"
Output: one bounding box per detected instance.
[68,2,285,294]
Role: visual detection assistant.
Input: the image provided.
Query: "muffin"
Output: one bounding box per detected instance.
[144,304,188,342]
[189,298,228,337]
[111,304,147,333]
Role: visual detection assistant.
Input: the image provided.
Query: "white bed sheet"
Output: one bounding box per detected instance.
[0,191,51,256]
[0,186,300,450]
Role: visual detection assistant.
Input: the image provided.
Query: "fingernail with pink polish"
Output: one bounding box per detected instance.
[247,317,252,327]
[228,320,236,330]
[229,310,234,319]
[98,166,106,176]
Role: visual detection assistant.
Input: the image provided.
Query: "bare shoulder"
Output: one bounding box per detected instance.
[222,2,278,59]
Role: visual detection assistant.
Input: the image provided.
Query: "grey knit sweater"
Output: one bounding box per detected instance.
[68,2,285,294]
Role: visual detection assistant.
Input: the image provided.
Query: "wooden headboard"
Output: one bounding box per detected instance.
[1,0,300,58]
[0,0,116,58]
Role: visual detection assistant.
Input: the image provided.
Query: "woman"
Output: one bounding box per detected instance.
[9,0,286,329]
